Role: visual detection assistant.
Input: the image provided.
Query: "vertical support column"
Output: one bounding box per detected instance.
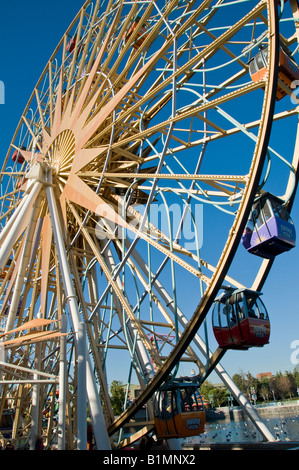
[29,312,42,450]
[57,314,67,450]
[46,182,111,450]
[0,181,42,273]
[77,322,87,450]
[5,191,42,333]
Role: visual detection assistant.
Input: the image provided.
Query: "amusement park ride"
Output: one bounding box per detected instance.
[0,0,299,451]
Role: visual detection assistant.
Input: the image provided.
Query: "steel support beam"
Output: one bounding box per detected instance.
[57,314,67,450]
[46,180,111,450]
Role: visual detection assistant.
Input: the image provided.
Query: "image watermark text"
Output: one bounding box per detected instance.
[95,201,203,250]
[290,340,299,365]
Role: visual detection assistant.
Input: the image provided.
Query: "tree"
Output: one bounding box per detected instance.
[285,371,297,398]
[271,373,293,400]
[211,387,227,407]
[199,381,228,407]
[110,380,126,416]
[232,370,257,400]
[293,365,299,390]
[259,383,270,402]
[232,371,248,397]
[269,372,289,400]
[200,380,215,400]
[232,373,245,394]
[200,367,299,406]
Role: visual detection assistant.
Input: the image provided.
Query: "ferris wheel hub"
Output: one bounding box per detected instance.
[45,129,76,185]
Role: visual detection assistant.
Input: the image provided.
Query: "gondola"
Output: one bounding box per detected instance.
[241,193,296,259]
[212,288,270,350]
[153,378,206,439]
[249,42,299,100]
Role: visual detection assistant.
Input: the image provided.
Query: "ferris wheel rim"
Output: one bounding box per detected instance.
[106,0,281,436]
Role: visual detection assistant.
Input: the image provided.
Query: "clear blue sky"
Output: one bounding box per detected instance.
[0,1,299,385]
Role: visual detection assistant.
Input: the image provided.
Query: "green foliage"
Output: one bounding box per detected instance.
[199,380,215,398]
[211,388,228,407]
[110,380,126,416]
[202,367,299,407]
[232,367,299,403]
[200,380,228,407]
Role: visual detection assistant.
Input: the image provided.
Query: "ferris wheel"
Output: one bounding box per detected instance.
[0,0,299,451]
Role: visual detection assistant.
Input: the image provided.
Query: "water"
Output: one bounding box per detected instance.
[183,413,299,445]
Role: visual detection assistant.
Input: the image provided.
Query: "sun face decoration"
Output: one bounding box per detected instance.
[14,20,160,250]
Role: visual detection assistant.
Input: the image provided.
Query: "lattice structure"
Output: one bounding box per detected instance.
[0,0,298,450]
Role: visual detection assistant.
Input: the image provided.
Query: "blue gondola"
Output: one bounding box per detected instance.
[241,193,296,259]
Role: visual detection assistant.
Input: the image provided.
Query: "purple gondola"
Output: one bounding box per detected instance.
[241,193,296,259]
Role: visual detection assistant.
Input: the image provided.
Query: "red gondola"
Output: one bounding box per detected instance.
[153,378,206,439]
[66,34,83,54]
[249,42,299,100]
[12,146,26,164]
[212,288,270,350]
[0,259,12,280]
[67,36,77,53]
[123,16,149,49]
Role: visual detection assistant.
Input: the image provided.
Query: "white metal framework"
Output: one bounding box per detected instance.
[0,0,298,450]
